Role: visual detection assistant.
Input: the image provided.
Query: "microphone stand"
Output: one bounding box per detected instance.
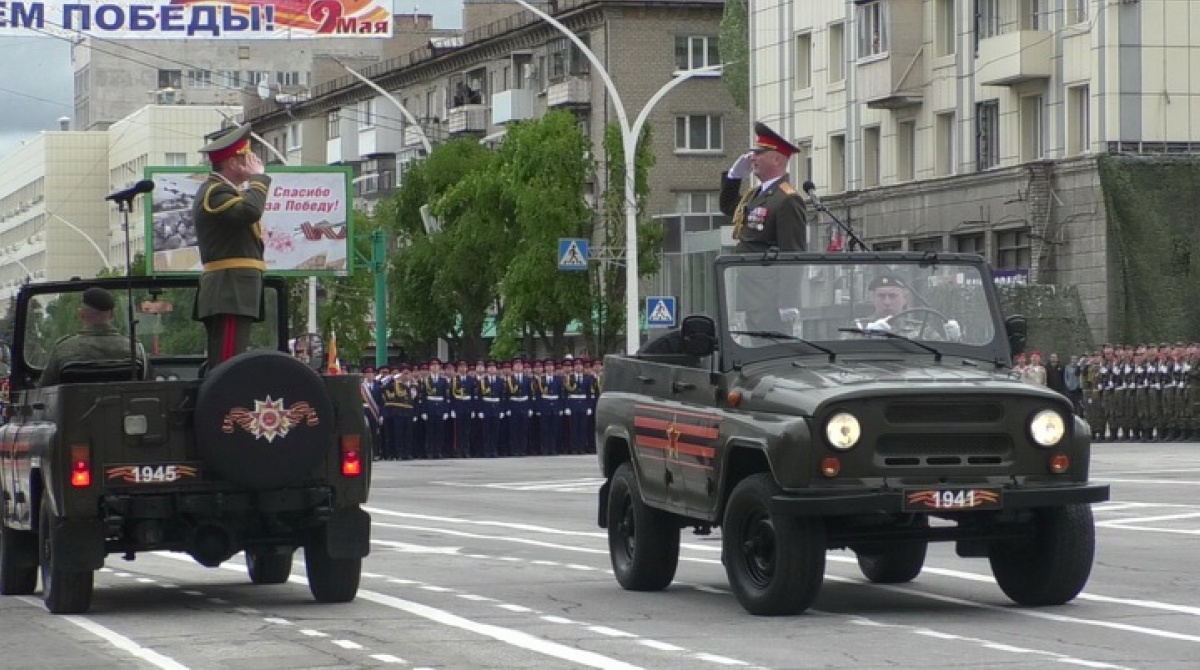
[812,199,871,252]
[106,190,144,382]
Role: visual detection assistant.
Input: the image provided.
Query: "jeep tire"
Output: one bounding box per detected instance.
[0,524,37,595]
[195,350,335,491]
[305,528,361,603]
[723,473,825,616]
[39,492,94,614]
[607,462,680,591]
[988,504,1095,606]
[247,547,294,585]
[855,515,929,584]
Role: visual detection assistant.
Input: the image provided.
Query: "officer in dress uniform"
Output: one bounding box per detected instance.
[719,121,808,333]
[192,124,272,371]
[381,367,407,460]
[536,359,564,456]
[451,359,476,458]
[528,359,545,455]
[471,360,487,457]
[360,366,383,460]
[565,357,592,454]
[478,360,506,457]
[506,356,534,456]
[587,357,603,453]
[423,358,451,458]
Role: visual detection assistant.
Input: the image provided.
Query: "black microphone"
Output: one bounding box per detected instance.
[801,180,823,209]
[106,179,155,202]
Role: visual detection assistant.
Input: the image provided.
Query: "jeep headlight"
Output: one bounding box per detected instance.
[1029,409,1065,447]
[825,412,861,450]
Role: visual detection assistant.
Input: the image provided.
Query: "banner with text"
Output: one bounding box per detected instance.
[145,166,353,277]
[0,0,393,38]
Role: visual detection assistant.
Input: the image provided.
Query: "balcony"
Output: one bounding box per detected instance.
[547,76,590,108]
[977,30,1052,86]
[492,89,536,125]
[447,104,488,135]
[857,49,925,109]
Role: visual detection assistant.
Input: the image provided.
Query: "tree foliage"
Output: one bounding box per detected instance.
[719,0,749,111]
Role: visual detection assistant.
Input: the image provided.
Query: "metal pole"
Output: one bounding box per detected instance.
[44,210,113,271]
[372,228,388,367]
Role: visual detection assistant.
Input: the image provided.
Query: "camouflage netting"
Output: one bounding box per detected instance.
[998,284,1093,359]
[1098,155,1200,345]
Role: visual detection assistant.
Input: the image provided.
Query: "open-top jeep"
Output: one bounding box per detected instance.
[0,276,370,614]
[597,252,1109,616]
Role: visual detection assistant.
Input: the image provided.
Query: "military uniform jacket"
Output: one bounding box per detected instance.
[192,173,272,321]
[39,323,139,387]
[719,173,808,253]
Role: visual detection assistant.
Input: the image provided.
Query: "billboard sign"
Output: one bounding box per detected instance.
[0,0,393,39]
[145,165,353,277]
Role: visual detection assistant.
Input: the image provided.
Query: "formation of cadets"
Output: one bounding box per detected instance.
[1075,342,1200,442]
[359,356,603,460]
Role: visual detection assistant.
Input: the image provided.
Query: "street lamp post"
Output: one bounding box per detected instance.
[44,210,114,272]
[509,0,722,354]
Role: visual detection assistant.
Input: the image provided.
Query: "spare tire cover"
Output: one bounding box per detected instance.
[195,349,335,490]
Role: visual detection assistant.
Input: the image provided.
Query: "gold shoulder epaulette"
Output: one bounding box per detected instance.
[779,182,797,196]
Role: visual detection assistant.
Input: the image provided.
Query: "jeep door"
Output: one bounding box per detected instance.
[664,366,722,517]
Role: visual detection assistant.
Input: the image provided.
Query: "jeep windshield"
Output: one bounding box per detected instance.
[718,253,1008,367]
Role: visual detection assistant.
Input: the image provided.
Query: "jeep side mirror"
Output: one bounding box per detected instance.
[680,315,717,358]
[1004,314,1027,356]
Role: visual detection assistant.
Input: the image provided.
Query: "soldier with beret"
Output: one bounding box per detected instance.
[192,124,272,371]
[39,287,145,387]
[720,121,808,334]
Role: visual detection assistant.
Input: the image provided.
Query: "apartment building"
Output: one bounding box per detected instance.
[241,0,741,297]
[752,0,1194,342]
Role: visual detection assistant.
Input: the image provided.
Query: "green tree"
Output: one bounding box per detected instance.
[719,0,749,110]
[490,112,594,359]
[317,208,378,367]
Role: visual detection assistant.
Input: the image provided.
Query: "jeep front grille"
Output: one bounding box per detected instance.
[883,401,1005,424]
[876,434,1011,467]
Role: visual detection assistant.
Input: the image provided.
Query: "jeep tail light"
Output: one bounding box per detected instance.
[341,434,363,477]
[1049,452,1070,474]
[726,390,742,407]
[70,443,91,488]
[820,457,841,478]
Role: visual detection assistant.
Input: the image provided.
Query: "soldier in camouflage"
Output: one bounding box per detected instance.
[38,287,141,387]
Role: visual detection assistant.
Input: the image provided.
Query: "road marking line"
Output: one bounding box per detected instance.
[1093,477,1200,486]
[332,639,364,650]
[639,640,687,652]
[264,617,292,625]
[541,615,575,624]
[419,585,454,593]
[370,654,406,664]
[16,597,191,670]
[499,604,535,613]
[300,629,328,638]
[692,652,749,666]
[458,594,495,602]
[588,626,636,638]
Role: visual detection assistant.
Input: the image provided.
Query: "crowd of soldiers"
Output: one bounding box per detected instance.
[1076,342,1200,442]
[358,356,603,460]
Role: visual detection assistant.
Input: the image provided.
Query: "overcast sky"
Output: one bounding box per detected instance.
[0,1,465,161]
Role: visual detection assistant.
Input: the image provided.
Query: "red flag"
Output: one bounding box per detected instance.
[826,223,844,252]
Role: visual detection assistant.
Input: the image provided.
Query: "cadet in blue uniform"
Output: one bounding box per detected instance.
[380,368,406,460]
[565,357,592,454]
[507,356,534,456]
[470,360,487,457]
[478,360,506,457]
[423,358,451,459]
[536,359,564,456]
[451,359,476,458]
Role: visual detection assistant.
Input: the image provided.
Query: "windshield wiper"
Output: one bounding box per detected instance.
[837,327,943,362]
[729,330,837,363]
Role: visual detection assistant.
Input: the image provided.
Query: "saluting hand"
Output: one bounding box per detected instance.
[244,152,265,176]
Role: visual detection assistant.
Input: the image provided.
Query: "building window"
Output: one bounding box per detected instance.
[163,152,188,166]
[1068,85,1090,156]
[954,232,985,255]
[935,111,956,176]
[276,71,302,87]
[976,100,1000,171]
[874,240,902,252]
[187,70,212,88]
[217,70,240,88]
[549,38,568,81]
[857,1,888,59]
[862,126,881,188]
[359,99,375,129]
[674,191,720,213]
[675,115,722,152]
[975,0,1001,45]
[995,228,1032,269]
[935,0,956,56]
[911,236,944,253]
[1020,94,1045,162]
[796,140,814,184]
[794,32,812,91]
[246,71,270,86]
[896,120,916,182]
[675,35,720,70]
[327,110,340,140]
[158,69,182,89]
[359,159,379,194]
[1020,0,1043,30]
[828,22,845,83]
[830,133,846,192]
[1069,0,1089,24]
[286,123,302,151]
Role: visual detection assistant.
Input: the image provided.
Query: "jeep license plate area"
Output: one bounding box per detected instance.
[902,488,1002,512]
[105,463,202,485]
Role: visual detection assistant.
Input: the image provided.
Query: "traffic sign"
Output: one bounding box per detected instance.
[646,296,677,328]
[558,238,589,271]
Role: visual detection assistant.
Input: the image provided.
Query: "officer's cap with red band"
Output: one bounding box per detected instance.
[200,124,253,164]
[751,121,800,158]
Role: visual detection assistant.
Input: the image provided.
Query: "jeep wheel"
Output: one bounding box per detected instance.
[304,530,361,603]
[989,504,1095,606]
[195,350,336,491]
[607,462,680,591]
[723,473,825,616]
[246,548,294,585]
[39,493,94,614]
[0,524,38,595]
[856,516,929,584]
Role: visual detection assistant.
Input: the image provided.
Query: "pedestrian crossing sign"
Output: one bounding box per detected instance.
[646,296,677,328]
[558,238,589,271]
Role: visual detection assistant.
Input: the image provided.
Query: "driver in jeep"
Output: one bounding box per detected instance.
[856,274,962,342]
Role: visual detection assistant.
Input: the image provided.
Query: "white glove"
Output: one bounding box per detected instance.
[586,409,593,416]
[442,413,449,421]
[944,319,962,341]
[564,409,572,416]
[450,410,457,419]
[866,317,892,333]
[421,413,428,420]
[727,151,754,180]
[528,410,534,418]
[470,412,476,419]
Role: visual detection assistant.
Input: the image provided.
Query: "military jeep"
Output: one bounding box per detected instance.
[596,252,1109,616]
[0,276,370,614]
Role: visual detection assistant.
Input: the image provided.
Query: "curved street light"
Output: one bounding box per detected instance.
[44,210,114,272]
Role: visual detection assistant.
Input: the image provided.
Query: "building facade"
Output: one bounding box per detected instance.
[751,0,1196,343]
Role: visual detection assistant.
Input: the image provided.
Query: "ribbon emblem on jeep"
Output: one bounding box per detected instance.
[222,396,320,443]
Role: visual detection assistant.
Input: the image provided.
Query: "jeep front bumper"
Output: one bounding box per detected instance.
[771,482,1110,516]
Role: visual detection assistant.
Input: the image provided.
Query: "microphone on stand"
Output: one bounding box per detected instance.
[106,179,155,203]
[801,180,824,211]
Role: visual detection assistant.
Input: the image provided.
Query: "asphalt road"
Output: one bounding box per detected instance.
[3,444,1199,670]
